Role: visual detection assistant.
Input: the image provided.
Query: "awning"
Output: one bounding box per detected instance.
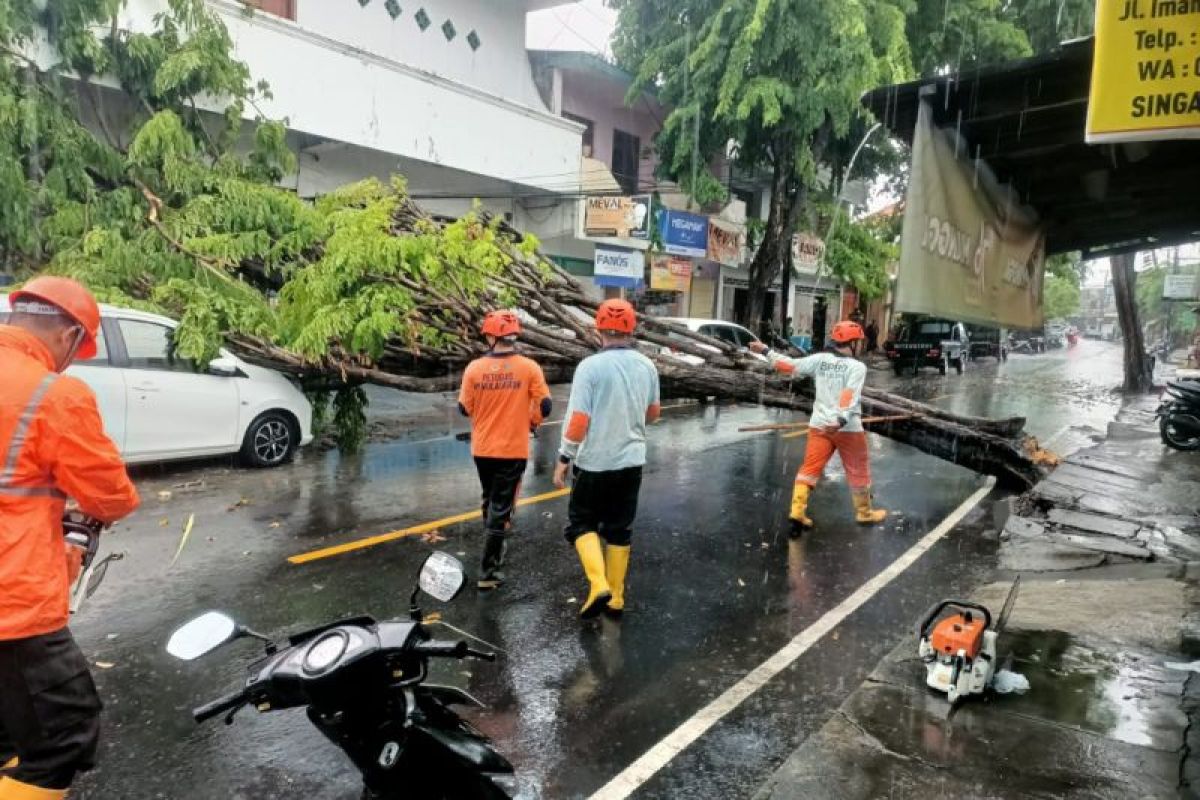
[862,39,1200,257]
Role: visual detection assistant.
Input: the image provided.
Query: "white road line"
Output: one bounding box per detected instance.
[588,476,998,800]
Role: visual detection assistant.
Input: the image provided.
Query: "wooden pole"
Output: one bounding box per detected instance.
[737,414,918,433]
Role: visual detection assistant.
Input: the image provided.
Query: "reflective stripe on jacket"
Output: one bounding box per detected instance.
[0,326,140,640]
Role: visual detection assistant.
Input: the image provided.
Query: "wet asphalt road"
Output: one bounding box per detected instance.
[70,341,1124,799]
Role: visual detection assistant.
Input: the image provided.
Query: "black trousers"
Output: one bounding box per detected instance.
[564,466,643,546]
[0,627,102,790]
[473,457,526,534]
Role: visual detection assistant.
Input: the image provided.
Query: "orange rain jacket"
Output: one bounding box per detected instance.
[0,326,140,641]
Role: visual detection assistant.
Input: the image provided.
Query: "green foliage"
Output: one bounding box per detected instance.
[904,0,1032,77]
[333,386,368,453]
[823,208,894,300]
[1043,272,1081,319]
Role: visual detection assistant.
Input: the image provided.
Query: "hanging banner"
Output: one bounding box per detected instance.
[1086,0,1200,143]
[584,195,651,239]
[897,101,1047,329]
[706,219,744,266]
[650,255,693,292]
[593,245,645,289]
[658,210,709,258]
[791,233,825,275]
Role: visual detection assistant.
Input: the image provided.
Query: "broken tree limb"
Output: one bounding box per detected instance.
[217,197,1042,491]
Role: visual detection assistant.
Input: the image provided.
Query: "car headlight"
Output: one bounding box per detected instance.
[303,631,348,674]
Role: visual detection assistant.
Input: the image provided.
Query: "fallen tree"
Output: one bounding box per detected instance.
[1,0,1042,489]
[212,192,1042,490]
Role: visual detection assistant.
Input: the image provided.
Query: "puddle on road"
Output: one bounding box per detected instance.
[995,629,1185,750]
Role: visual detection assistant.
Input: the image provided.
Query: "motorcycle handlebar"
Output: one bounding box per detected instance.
[193,689,248,723]
[410,640,496,662]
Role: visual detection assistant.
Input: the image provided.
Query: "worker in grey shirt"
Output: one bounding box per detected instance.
[553,299,660,620]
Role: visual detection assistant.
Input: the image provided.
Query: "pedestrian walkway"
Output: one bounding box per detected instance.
[755,390,1200,799]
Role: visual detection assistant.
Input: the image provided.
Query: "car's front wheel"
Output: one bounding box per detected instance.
[241,412,298,468]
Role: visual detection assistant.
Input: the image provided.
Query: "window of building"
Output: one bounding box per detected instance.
[564,113,595,154]
[612,129,641,194]
[242,0,296,20]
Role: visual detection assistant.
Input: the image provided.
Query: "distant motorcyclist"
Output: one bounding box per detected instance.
[0,277,140,799]
[458,311,551,590]
[750,320,887,536]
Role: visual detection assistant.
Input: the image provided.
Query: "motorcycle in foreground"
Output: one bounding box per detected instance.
[166,552,516,799]
[1157,379,1200,451]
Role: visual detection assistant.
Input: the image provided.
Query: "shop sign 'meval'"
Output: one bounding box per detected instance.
[1087,0,1200,142]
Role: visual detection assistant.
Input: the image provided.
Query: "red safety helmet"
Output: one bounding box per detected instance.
[9,276,102,360]
[481,310,521,339]
[830,320,866,345]
[594,299,637,334]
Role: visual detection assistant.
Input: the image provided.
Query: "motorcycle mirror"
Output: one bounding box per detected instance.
[166,611,240,661]
[418,552,467,604]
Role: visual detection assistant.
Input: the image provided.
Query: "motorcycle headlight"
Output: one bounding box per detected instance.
[303,631,348,675]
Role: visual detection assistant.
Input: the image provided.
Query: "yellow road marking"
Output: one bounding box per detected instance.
[287,488,570,565]
[781,430,811,440]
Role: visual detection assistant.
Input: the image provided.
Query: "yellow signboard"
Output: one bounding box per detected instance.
[1087,0,1200,143]
[649,255,693,293]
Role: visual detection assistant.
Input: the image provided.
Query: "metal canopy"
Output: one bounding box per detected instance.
[861,39,1200,257]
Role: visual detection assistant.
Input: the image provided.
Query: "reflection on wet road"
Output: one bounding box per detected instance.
[71,341,1125,799]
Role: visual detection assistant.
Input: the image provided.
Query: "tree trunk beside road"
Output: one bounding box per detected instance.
[1111,251,1152,392]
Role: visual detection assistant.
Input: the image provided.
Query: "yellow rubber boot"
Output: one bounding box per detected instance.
[852,488,888,525]
[0,777,67,799]
[790,483,814,537]
[574,532,612,619]
[604,545,631,618]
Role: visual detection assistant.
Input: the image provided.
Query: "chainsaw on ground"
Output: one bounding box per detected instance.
[917,577,1020,704]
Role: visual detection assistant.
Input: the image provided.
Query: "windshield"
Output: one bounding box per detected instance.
[917,322,952,335]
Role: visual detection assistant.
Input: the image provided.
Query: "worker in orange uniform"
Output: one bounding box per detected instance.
[459,311,551,590]
[553,299,660,620]
[0,277,140,800]
[749,320,887,536]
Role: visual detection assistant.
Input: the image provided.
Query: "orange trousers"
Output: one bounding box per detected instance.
[796,429,872,489]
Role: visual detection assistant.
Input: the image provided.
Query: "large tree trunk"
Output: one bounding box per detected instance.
[1111,251,1152,392]
[223,198,1044,491]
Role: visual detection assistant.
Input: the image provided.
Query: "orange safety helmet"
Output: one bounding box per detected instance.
[830,320,866,345]
[481,310,521,339]
[9,276,102,360]
[594,299,637,334]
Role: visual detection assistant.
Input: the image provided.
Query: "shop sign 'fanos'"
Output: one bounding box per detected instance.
[593,246,645,289]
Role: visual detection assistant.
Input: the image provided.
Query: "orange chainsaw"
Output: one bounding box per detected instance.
[917,577,1020,704]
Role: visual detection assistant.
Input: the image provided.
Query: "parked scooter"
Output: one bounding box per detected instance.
[1157,379,1200,451]
[166,553,516,799]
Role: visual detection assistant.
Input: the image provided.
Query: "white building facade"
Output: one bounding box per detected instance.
[59,0,587,228]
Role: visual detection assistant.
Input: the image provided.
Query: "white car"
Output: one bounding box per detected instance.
[1,299,313,467]
[657,317,769,365]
